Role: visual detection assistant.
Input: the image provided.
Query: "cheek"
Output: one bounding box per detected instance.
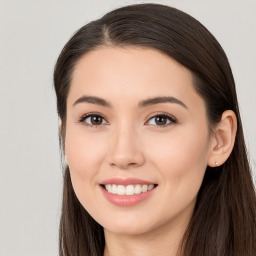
[146,126,210,186]
[64,127,108,207]
[65,128,106,176]
[64,129,110,220]
[141,127,210,224]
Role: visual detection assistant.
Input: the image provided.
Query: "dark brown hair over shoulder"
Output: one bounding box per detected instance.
[53,3,256,256]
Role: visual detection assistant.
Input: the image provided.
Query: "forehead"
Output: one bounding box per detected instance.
[68,46,203,110]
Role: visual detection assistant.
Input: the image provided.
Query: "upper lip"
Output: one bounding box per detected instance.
[100,177,157,186]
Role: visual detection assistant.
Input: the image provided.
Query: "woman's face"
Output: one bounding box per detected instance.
[65,47,213,235]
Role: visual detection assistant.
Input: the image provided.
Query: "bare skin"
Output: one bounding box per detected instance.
[65,47,237,256]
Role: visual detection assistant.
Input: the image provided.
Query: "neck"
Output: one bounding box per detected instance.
[104,216,190,256]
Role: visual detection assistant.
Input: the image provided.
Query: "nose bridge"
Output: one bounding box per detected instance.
[107,120,144,169]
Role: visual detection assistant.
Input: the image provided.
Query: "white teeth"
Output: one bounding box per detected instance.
[105,184,111,192]
[142,184,148,192]
[148,184,154,191]
[117,185,126,195]
[126,185,134,195]
[112,184,117,194]
[104,184,156,195]
[134,184,142,194]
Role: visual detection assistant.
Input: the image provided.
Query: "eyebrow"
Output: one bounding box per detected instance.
[139,96,187,109]
[72,95,187,109]
[73,96,111,107]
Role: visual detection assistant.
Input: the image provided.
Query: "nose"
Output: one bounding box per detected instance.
[106,125,145,169]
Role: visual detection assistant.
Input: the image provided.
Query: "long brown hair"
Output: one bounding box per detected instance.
[53,3,256,255]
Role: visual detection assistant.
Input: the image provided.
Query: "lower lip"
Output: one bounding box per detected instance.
[100,186,156,207]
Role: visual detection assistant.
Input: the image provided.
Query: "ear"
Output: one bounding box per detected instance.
[207,110,237,167]
[65,154,69,165]
[58,118,62,127]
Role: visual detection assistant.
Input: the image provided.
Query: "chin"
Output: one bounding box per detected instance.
[105,225,151,236]
[101,215,156,235]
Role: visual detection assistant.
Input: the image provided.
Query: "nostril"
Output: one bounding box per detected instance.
[128,162,139,166]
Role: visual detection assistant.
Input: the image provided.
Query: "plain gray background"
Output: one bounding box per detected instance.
[0,1,255,255]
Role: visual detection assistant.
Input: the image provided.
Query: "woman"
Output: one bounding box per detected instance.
[53,3,256,256]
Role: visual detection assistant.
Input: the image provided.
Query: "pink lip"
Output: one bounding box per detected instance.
[100,186,156,207]
[99,177,158,207]
[100,177,156,186]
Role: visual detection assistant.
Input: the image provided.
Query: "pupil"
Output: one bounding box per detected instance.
[156,116,167,125]
[91,115,102,125]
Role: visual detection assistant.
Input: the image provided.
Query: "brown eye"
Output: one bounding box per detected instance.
[155,116,168,125]
[147,114,176,126]
[90,115,104,125]
[80,114,108,126]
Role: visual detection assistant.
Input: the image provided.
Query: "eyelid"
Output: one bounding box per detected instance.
[78,112,109,126]
[145,112,177,126]
[77,111,177,127]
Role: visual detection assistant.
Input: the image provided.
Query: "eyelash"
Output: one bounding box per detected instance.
[146,112,177,127]
[78,112,177,128]
[78,112,109,128]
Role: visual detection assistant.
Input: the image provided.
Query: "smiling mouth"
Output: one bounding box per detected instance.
[100,184,158,196]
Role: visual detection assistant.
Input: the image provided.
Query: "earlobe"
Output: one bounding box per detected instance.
[65,154,68,165]
[208,110,237,167]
